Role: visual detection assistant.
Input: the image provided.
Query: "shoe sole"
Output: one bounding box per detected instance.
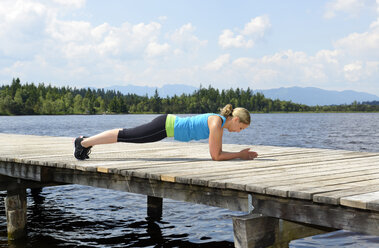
[73,136,86,160]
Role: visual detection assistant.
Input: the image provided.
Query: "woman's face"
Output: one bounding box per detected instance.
[228,117,249,132]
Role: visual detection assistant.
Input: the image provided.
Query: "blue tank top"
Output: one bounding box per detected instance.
[174,113,226,142]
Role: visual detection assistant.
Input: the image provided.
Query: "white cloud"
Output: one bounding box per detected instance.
[0,0,49,57]
[0,0,47,24]
[344,61,363,81]
[47,20,163,59]
[1,0,378,95]
[232,57,256,68]
[324,0,375,18]
[315,50,340,64]
[343,61,379,82]
[0,0,213,88]
[369,0,379,27]
[52,0,86,8]
[219,30,249,49]
[219,16,271,49]
[334,19,379,60]
[252,50,328,83]
[0,0,169,86]
[91,23,111,41]
[220,2,379,91]
[241,16,271,38]
[145,42,170,57]
[226,36,378,91]
[170,23,207,54]
[47,20,92,42]
[204,54,230,71]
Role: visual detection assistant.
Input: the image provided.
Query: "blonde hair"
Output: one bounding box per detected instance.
[220,104,251,125]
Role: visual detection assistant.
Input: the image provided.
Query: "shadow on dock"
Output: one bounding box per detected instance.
[89,157,211,162]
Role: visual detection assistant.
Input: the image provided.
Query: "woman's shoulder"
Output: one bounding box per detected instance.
[202,113,225,118]
[208,113,226,122]
[207,114,225,127]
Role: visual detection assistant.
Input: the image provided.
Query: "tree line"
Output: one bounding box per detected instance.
[1,78,378,115]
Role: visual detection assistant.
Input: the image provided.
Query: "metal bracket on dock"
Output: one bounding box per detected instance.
[248,194,255,213]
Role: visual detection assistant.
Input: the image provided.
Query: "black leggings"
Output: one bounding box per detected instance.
[117,114,168,143]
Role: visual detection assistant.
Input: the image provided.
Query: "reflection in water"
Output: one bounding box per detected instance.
[1,187,235,248]
[291,230,379,248]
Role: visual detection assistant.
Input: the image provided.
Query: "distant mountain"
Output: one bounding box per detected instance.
[104,84,198,97]
[362,100,379,105]
[102,84,379,106]
[258,87,379,106]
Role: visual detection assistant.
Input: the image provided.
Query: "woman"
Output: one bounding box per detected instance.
[74,104,258,161]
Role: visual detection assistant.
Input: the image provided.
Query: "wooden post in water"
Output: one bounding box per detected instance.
[233,214,278,248]
[233,214,334,248]
[5,182,27,240]
[274,219,333,246]
[147,196,163,220]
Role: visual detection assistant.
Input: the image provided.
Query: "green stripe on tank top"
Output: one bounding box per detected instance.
[165,114,176,137]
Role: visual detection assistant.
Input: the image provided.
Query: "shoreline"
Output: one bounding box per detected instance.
[1,111,379,117]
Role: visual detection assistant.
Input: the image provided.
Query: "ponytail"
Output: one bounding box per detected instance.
[220,104,233,118]
[220,104,251,125]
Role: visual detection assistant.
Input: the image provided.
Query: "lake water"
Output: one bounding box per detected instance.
[0,113,379,247]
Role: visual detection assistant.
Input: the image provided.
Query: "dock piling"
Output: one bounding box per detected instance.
[5,183,27,240]
[147,196,163,220]
[233,213,278,248]
[233,213,334,248]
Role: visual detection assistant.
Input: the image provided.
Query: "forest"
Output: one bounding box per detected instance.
[1,78,378,115]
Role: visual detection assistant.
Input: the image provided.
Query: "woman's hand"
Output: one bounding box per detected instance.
[239,148,258,160]
[208,116,259,161]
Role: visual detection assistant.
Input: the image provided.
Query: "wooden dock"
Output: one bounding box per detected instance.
[1,133,379,247]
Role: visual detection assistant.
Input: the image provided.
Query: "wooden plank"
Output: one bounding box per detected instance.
[133,150,328,175]
[139,156,350,185]
[222,165,379,193]
[179,156,379,188]
[3,144,200,173]
[246,167,379,192]
[1,133,379,236]
[314,186,379,206]
[16,138,342,180]
[340,191,379,210]
[263,178,379,199]
[0,144,188,162]
[50,167,250,212]
[95,155,202,173]
[0,133,255,155]
[288,179,379,200]
[367,199,379,212]
[207,157,379,190]
[251,193,379,236]
[229,154,379,180]
[165,154,379,185]
[160,175,176,182]
[0,161,42,181]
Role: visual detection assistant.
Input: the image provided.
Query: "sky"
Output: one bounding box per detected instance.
[1,0,379,95]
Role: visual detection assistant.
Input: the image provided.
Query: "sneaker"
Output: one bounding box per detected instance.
[74,136,92,160]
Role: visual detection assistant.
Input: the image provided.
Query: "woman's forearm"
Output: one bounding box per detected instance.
[211,151,242,161]
[211,148,258,161]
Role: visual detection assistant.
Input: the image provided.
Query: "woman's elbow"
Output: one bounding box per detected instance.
[211,154,222,161]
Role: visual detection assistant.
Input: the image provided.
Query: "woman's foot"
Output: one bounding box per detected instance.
[73,136,92,160]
